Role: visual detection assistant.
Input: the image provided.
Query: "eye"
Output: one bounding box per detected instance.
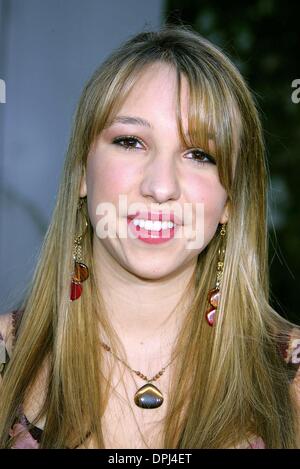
[112,135,144,150]
[185,148,216,166]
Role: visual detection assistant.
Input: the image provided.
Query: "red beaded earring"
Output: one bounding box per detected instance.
[205,223,226,326]
[70,198,89,301]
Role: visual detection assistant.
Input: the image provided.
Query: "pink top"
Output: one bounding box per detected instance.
[1,310,300,449]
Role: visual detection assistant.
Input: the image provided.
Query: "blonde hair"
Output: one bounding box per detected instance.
[0,24,299,448]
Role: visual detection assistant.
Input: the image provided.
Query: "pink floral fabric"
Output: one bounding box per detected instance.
[9,422,39,449]
[246,437,265,449]
[283,329,300,365]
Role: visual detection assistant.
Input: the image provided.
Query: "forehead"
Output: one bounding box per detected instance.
[117,62,189,114]
[105,62,191,135]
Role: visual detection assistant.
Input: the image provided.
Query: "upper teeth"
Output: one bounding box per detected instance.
[133,219,175,230]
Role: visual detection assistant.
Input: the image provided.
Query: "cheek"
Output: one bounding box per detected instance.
[186,173,227,228]
[92,158,134,193]
[85,156,137,223]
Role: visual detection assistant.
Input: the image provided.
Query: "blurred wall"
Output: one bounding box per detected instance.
[0,0,162,312]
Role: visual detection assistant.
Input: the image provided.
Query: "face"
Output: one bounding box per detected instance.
[80,62,229,280]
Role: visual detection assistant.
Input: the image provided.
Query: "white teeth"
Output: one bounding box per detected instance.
[133,218,145,228]
[132,219,175,231]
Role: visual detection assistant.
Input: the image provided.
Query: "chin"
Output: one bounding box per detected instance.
[127,263,177,281]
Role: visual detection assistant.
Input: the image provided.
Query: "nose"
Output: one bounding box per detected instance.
[140,152,181,205]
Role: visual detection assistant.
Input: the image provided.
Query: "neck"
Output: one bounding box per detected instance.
[93,236,196,364]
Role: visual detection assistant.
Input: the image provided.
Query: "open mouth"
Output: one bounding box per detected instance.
[127,217,177,244]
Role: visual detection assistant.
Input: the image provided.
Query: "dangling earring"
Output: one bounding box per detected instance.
[70,198,90,301]
[205,223,226,326]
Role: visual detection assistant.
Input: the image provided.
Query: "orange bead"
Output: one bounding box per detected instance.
[208,288,220,308]
[72,262,89,283]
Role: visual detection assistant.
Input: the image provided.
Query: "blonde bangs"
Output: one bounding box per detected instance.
[172,61,241,198]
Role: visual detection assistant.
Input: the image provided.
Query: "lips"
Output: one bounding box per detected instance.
[127,215,177,244]
[127,210,182,225]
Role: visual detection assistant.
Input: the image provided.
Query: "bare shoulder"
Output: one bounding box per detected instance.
[0,311,14,357]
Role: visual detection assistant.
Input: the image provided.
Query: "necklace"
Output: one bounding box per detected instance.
[100,341,176,409]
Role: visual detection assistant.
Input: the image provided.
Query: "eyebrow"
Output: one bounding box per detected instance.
[105,115,152,129]
[104,114,215,143]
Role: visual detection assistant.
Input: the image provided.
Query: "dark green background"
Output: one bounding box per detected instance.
[164,0,300,324]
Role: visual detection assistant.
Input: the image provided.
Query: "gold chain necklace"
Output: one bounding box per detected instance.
[100,341,176,409]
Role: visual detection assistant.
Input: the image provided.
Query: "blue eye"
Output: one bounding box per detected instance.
[186,149,216,166]
[112,136,144,150]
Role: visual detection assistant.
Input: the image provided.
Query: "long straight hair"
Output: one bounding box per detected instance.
[0,24,299,448]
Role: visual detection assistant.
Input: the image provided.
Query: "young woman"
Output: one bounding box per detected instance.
[1,24,300,449]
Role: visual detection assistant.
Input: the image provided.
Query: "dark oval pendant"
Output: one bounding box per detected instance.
[72,262,89,283]
[134,383,164,409]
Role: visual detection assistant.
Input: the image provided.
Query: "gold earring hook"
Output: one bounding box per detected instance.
[76,198,89,239]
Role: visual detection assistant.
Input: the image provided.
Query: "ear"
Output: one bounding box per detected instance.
[79,167,87,198]
[220,199,230,225]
